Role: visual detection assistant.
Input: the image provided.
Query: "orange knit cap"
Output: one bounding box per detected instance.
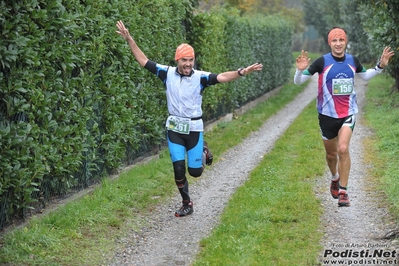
[328,28,347,45]
[175,43,195,61]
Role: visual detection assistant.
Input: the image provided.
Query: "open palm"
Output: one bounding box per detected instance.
[296,50,311,71]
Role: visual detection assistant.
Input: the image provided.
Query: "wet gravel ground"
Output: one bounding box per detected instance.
[108,76,399,266]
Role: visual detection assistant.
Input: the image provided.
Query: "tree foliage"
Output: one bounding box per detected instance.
[302,0,344,52]
[355,0,399,90]
[339,1,373,62]
[219,0,305,33]
[302,0,372,59]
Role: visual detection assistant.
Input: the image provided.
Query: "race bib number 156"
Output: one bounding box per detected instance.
[333,78,354,95]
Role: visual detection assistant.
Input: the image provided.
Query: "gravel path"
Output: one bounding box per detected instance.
[109,76,399,266]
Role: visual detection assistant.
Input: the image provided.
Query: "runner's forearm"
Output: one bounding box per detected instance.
[294,69,312,84]
[126,36,148,67]
[357,66,382,81]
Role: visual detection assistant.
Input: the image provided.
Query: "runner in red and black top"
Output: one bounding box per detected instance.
[294,27,394,207]
[116,20,263,217]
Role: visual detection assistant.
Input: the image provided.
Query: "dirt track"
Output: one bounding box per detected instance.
[109,76,399,266]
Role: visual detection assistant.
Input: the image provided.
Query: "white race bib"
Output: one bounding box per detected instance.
[167,116,190,134]
[332,78,354,95]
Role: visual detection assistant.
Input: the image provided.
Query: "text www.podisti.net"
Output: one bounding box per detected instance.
[322,249,397,265]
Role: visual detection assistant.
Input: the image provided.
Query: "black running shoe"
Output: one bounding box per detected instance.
[204,141,213,166]
[175,200,194,217]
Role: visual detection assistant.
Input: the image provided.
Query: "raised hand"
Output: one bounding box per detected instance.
[116,20,131,41]
[296,50,311,71]
[379,46,395,68]
[115,20,148,66]
[242,62,263,75]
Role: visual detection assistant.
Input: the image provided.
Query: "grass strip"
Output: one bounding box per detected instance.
[363,75,399,216]
[193,99,325,266]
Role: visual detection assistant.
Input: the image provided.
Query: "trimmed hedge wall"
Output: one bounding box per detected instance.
[0,1,293,230]
[190,8,293,119]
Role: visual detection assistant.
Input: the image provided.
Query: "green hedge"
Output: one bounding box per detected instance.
[0,0,191,230]
[0,1,293,230]
[190,8,293,119]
